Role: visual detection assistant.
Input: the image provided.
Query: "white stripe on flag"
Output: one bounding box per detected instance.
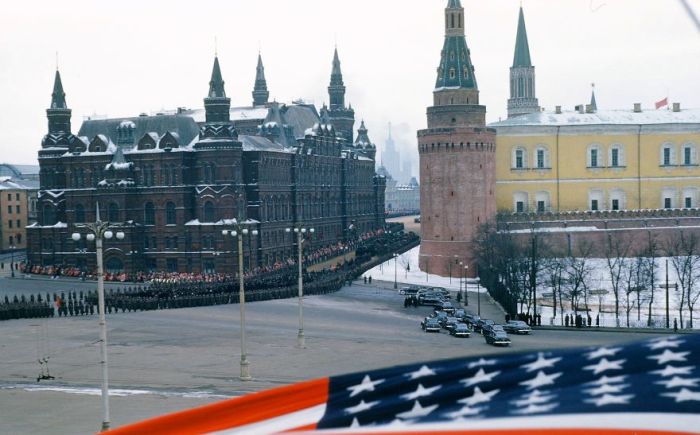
[211,404,327,435]
[303,413,700,434]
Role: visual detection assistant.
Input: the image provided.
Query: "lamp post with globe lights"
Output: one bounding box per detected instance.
[222,219,259,380]
[285,225,314,348]
[71,205,124,432]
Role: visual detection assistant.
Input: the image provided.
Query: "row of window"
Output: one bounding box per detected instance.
[6,205,20,214]
[512,187,699,213]
[6,193,20,201]
[8,234,22,245]
[511,143,698,170]
[6,219,21,228]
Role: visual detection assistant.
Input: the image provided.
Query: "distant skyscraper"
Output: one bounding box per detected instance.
[381,123,401,180]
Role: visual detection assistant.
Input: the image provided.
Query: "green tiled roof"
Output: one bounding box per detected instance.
[513,7,532,67]
[435,36,477,90]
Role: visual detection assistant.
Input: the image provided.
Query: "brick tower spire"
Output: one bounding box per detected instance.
[197,56,238,147]
[507,6,540,118]
[418,0,496,277]
[41,69,76,155]
[326,48,355,144]
[252,53,270,107]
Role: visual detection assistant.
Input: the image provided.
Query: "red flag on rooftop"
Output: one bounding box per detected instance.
[655,97,669,110]
[105,335,700,435]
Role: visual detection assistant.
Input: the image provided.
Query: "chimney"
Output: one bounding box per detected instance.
[673,102,681,112]
[586,104,594,114]
[555,106,562,114]
[577,105,585,114]
[633,103,642,113]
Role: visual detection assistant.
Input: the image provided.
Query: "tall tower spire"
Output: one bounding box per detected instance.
[41,68,76,155]
[418,0,496,278]
[252,53,270,107]
[507,6,540,118]
[590,83,598,112]
[204,56,231,123]
[326,48,355,144]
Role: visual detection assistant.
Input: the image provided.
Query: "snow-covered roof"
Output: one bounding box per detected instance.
[186,107,269,124]
[0,177,33,190]
[490,108,700,128]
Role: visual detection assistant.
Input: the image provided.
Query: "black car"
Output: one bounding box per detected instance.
[438,301,456,314]
[419,293,446,307]
[464,314,481,328]
[474,319,495,334]
[484,329,511,346]
[423,318,441,333]
[482,324,505,336]
[442,317,461,331]
[503,320,532,335]
[454,308,467,319]
[450,323,471,338]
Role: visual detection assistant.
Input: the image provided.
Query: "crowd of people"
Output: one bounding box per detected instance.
[2,227,419,322]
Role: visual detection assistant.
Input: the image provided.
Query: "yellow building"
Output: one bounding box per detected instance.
[491,103,700,213]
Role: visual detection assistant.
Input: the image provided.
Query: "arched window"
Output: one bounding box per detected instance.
[105,257,124,274]
[75,204,85,223]
[449,68,456,79]
[682,143,697,166]
[589,189,604,211]
[512,147,527,169]
[513,192,528,213]
[144,202,155,225]
[535,191,550,213]
[660,143,675,166]
[609,189,626,211]
[588,144,602,168]
[108,203,120,222]
[166,202,177,225]
[682,187,698,208]
[535,146,549,169]
[203,201,215,223]
[609,144,624,168]
[662,188,677,209]
[42,204,55,226]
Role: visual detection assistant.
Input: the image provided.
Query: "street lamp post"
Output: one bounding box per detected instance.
[71,206,124,432]
[464,265,469,306]
[476,276,481,316]
[222,220,259,380]
[393,253,398,289]
[285,225,314,348]
[10,244,15,278]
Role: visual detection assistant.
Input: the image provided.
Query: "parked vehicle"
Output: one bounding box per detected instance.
[484,329,511,346]
[423,318,441,333]
[474,319,495,334]
[438,301,456,314]
[464,314,481,328]
[454,309,467,319]
[450,323,471,338]
[482,324,505,335]
[503,320,532,335]
[442,317,461,331]
[419,293,446,307]
[400,286,420,296]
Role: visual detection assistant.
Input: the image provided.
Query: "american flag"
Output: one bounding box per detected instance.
[107,334,700,435]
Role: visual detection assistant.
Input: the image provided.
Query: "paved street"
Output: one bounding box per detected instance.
[0,280,672,434]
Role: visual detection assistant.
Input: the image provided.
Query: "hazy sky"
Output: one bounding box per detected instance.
[1,0,699,166]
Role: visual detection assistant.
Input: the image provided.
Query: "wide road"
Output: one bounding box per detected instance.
[0,280,674,434]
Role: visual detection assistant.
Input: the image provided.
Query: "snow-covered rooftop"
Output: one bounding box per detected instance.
[490,108,700,128]
[187,107,269,123]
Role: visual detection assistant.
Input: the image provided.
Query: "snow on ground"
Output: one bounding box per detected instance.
[366,247,699,330]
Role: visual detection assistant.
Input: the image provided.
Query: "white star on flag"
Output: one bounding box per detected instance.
[583,358,626,375]
[648,350,690,365]
[458,386,500,406]
[585,394,634,407]
[350,418,361,428]
[652,365,695,377]
[512,390,555,407]
[347,375,385,397]
[467,358,498,369]
[400,383,441,401]
[655,376,700,389]
[345,400,380,414]
[520,371,562,390]
[587,375,627,386]
[585,383,629,396]
[460,368,501,387]
[586,347,622,360]
[662,388,700,403]
[521,353,562,372]
[396,401,439,420]
[512,403,558,415]
[648,338,683,350]
[446,405,485,419]
[406,365,436,380]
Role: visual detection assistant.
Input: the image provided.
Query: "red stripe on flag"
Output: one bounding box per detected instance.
[105,378,329,435]
[305,429,697,435]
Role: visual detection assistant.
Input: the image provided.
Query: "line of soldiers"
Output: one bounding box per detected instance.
[0,294,54,320]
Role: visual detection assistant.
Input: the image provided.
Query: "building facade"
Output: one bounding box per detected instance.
[418,0,497,277]
[27,53,385,275]
[0,178,32,251]
[377,166,420,214]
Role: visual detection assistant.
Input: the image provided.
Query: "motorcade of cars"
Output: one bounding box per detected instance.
[474,319,495,334]
[423,318,441,333]
[484,329,511,346]
[442,317,461,331]
[450,323,471,338]
[503,320,532,335]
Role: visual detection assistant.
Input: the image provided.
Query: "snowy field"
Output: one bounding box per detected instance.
[366,247,699,330]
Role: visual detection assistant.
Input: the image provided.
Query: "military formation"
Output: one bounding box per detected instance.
[2,227,418,322]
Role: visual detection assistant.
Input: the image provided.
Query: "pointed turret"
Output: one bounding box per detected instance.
[354,120,376,160]
[252,53,270,107]
[507,6,540,118]
[203,56,231,124]
[326,48,355,144]
[513,7,532,67]
[41,68,75,153]
[590,86,598,112]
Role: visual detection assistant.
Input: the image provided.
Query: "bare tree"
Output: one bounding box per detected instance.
[545,255,566,325]
[399,253,411,278]
[564,242,594,318]
[604,233,631,327]
[666,231,700,328]
[644,232,659,326]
